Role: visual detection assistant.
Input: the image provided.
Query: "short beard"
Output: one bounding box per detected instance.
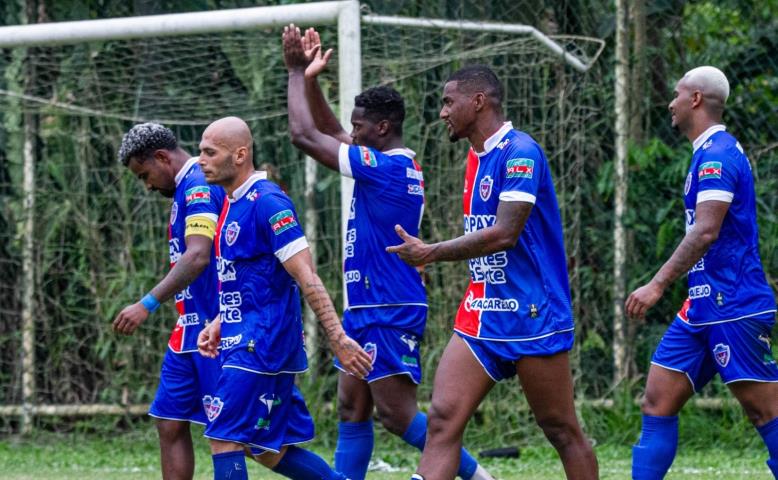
[448,132,460,142]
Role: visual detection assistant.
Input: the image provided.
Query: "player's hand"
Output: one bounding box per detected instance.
[332,334,372,379]
[302,28,333,79]
[197,318,221,359]
[625,280,664,320]
[386,225,432,266]
[112,303,149,335]
[282,24,310,72]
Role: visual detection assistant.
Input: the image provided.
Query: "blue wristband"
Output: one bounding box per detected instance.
[140,293,160,313]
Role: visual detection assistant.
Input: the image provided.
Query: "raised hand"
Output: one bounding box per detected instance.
[282,23,312,71]
[302,27,333,79]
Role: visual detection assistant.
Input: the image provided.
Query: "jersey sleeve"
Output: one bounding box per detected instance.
[498,142,544,204]
[257,192,309,263]
[183,178,223,239]
[338,143,393,186]
[695,151,737,204]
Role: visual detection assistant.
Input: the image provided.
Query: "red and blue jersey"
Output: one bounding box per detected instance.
[338,144,427,333]
[678,125,776,325]
[167,157,224,353]
[454,122,574,341]
[214,171,309,374]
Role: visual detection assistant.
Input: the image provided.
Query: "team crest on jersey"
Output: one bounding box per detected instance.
[684,172,692,195]
[225,221,241,246]
[364,342,377,365]
[170,202,179,225]
[360,146,377,167]
[269,209,298,235]
[479,175,494,201]
[506,158,534,179]
[713,343,730,367]
[185,186,211,206]
[202,395,224,421]
[698,161,722,181]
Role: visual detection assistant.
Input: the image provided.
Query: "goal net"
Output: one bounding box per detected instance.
[0,3,605,438]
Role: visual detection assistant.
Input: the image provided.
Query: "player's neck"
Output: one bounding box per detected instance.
[224,168,255,198]
[469,116,506,153]
[686,117,722,144]
[169,149,192,176]
[379,136,405,151]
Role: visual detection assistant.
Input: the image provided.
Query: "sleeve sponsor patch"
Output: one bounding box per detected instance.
[697,161,722,181]
[185,215,217,239]
[506,158,534,179]
[359,146,377,167]
[269,209,298,235]
[185,186,211,205]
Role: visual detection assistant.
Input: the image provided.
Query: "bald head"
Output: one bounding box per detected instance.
[679,66,729,116]
[199,116,255,190]
[203,116,254,153]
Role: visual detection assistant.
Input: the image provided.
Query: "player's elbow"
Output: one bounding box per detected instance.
[695,226,720,247]
[187,246,211,272]
[494,227,520,251]
[289,126,314,150]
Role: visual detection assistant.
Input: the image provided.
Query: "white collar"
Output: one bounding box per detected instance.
[476,121,513,157]
[382,147,416,159]
[692,124,726,153]
[229,170,267,203]
[175,156,200,186]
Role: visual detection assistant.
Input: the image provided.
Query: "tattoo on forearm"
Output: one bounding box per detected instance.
[302,280,343,342]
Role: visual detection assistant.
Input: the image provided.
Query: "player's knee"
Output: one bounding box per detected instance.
[427,400,460,440]
[536,415,582,451]
[155,419,188,444]
[374,404,413,436]
[640,389,665,416]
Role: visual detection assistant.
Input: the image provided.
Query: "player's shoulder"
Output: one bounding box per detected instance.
[253,180,295,210]
[697,131,748,168]
[499,129,544,159]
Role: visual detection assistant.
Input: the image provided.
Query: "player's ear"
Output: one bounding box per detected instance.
[473,92,486,112]
[153,149,170,165]
[376,119,391,136]
[691,90,703,109]
[235,146,249,166]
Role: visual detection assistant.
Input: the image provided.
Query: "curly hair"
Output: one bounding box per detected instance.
[354,85,405,135]
[117,122,178,166]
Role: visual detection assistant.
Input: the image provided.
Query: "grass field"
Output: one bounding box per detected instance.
[0,421,771,479]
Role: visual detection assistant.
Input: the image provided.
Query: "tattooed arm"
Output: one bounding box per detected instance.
[625,200,730,319]
[282,247,372,377]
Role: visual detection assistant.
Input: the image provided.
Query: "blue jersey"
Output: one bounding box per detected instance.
[679,125,776,325]
[338,144,427,330]
[454,122,574,341]
[167,157,223,353]
[215,171,309,374]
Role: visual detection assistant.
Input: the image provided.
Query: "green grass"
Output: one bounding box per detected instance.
[0,421,771,479]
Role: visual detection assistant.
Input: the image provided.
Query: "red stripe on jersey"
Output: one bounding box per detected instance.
[455,281,485,337]
[676,297,691,323]
[412,158,424,189]
[167,210,184,352]
[462,149,480,216]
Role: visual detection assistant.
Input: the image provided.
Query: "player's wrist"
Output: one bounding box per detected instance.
[139,293,160,313]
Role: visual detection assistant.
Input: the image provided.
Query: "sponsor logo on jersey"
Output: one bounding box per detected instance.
[506,158,534,179]
[464,292,519,312]
[259,393,282,416]
[170,201,179,225]
[685,209,696,234]
[688,284,711,300]
[400,334,418,352]
[406,167,424,181]
[479,175,494,201]
[220,334,242,350]
[220,291,243,323]
[345,270,361,283]
[364,342,377,365]
[401,355,418,367]
[345,228,357,258]
[689,258,705,274]
[348,198,356,220]
[684,172,692,195]
[202,395,224,421]
[698,161,722,181]
[185,186,211,206]
[464,214,497,234]
[702,139,713,150]
[169,238,182,264]
[177,313,199,327]
[174,288,193,303]
[408,184,424,195]
[269,209,297,235]
[246,189,258,201]
[217,257,236,282]
[713,343,730,367]
[360,146,377,167]
[468,252,508,284]
[225,221,240,245]
[496,138,511,150]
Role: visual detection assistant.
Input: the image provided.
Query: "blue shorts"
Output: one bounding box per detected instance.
[456,330,574,382]
[203,367,314,453]
[334,324,423,384]
[652,315,778,392]
[149,349,221,425]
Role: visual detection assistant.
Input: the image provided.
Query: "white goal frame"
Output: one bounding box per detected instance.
[0,1,601,431]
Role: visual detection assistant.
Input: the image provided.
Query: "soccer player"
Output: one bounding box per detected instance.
[115,123,224,480]
[387,65,599,480]
[195,116,372,480]
[626,66,778,480]
[282,25,492,480]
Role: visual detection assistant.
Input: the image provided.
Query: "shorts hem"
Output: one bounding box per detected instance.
[723,377,778,385]
[683,309,777,326]
[650,361,698,393]
[333,364,420,385]
[148,412,206,426]
[203,434,314,454]
[458,334,501,382]
[222,365,307,376]
[454,326,575,343]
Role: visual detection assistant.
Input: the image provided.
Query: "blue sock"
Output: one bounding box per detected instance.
[273,446,347,480]
[334,420,374,480]
[212,451,248,480]
[401,412,478,479]
[632,414,678,480]
[757,417,778,478]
